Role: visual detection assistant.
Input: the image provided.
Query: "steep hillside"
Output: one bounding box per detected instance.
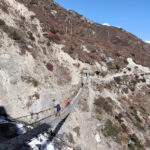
[16,0,150,68]
[0,0,150,150]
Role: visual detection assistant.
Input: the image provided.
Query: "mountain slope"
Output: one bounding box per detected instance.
[0,0,150,150]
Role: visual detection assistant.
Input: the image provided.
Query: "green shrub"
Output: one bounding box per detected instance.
[127,67,131,71]
[94,97,113,114]
[115,113,123,123]
[102,57,106,62]
[134,121,145,131]
[130,106,141,122]
[0,2,9,13]
[47,41,51,46]
[131,80,137,85]
[115,64,120,70]
[121,123,128,133]
[0,19,5,25]
[128,143,136,150]
[135,114,141,123]
[104,119,121,138]
[69,46,74,54]
[30,0,38,5]
[11,30,21,40]
[28,31,35,41]
[124,59,128,64]
[141,78,146,83]
[115,52,121,57]
[114,77,121,84]
[32,79,38,87]
[131,53,135,57]
[129,134,143,149]
[50,28,58,34]
[130,106,137,114]
[130,86,135,92]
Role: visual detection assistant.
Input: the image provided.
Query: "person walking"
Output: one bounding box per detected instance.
[54,104,61,116]
[65,98,71,106]
[86,72,87,77]
[81,82,84,88]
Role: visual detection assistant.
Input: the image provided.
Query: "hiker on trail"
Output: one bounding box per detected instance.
[65,98,71,106]
[54,104,61,116]
[86,72,87,77]
[81,82,84,88]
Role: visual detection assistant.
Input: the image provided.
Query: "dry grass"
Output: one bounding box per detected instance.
[0,1,9,13]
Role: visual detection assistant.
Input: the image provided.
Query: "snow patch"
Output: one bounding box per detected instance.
[51,10,57,16]
[81,45,90,53]
[145,41,150,44]
[28,134,55,150]
[95,134,101,143]
[103,23,110,26]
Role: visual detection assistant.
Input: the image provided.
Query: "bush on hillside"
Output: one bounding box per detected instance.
[131,53,135,57]
[94,97,113,114]
[114,77,121,84]
[115,64,120,70]
[69,46,74,54]
[104,119,121,139]
[47,32,60,41]
[129,134,143,149]
[50,28,58,34]
[28,31,35,41]
[46,63,53,71]
[0,19,5,25]
[32,79,39,87]
[115,113,123,123]
[121,123,128,133]
[133,120,145,131]
[47,41,51,46]
[128,143,136,150]
[124,59,128,64]
[141,78,146,83]
[130,86,135,92]
[0,2,9,13]
[11,30,21,40]
[30,0,38,5]
[115,52,121,57]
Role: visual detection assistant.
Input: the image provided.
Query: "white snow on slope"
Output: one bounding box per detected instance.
[103,23,110,26]
[28,134,55,150]
[145,41,150,44]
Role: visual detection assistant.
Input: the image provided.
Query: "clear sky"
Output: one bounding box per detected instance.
[54,0,150,42]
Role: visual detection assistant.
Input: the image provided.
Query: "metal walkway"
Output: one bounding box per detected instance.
[0,77,87,150]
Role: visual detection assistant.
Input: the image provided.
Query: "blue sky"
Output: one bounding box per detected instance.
[54,0,150,42]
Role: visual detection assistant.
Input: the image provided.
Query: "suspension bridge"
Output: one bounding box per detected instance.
[0,76,87,150]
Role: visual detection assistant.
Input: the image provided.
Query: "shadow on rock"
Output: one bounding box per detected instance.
[0,106,30,149]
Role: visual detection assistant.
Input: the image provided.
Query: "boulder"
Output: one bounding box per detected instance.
[102,66,108,73]
[9,76,17,84]
[95,133,101,143]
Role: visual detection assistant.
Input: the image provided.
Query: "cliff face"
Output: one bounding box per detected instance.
[0,0,150,150]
